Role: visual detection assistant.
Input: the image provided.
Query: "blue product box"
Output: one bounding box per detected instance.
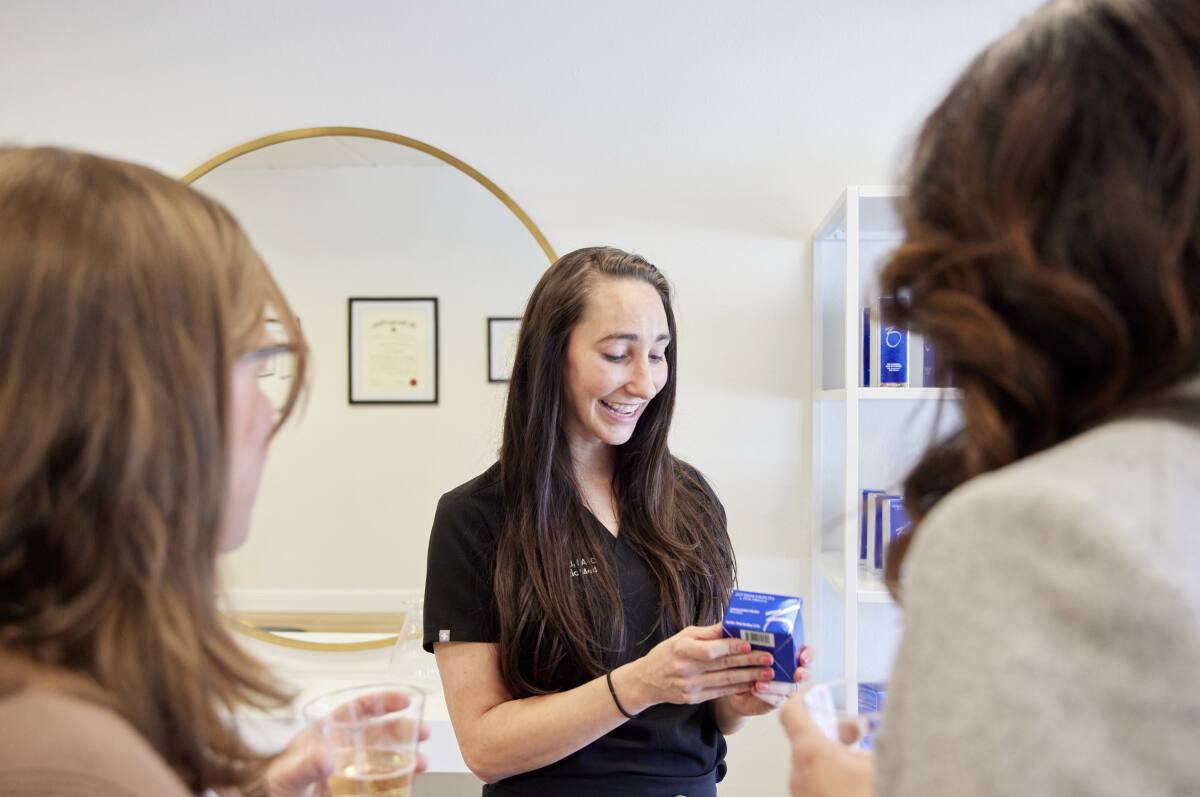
[722,590,804,683]
[862,308,871,387]
[923,337,937,386]
[910,333,935,387]
[881,497,912,572]
[867,492,898,574]
[860,489,885,566]
[858,682,888,751]
[879,296,908,386]
[858,681,887,712]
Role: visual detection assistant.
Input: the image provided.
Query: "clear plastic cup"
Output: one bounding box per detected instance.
[803,680,884,751]
[302,683,425,797]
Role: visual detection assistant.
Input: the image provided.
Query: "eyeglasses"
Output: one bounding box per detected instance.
[243,344,294,380]
[239,344,296,415]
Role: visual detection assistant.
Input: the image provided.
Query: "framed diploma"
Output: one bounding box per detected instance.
[487,316,521,383]
[348,297,438,404]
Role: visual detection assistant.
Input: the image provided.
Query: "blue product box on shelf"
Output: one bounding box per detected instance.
[881,497,912,572]
[910,333,936,387]
[722,590,804,683]
[867,297,909,386]
[860,489,885,566]
[858,681,887,713]
[923,336,937,386]
[867,492,897,574]
[862,308,871,387]
[858,681,888,751]
[879,296,908,386]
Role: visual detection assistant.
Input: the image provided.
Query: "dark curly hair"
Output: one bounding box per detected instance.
[881,0,1200,594]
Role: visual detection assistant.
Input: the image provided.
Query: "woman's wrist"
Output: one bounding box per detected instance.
[712,694,750,734]
[608,661,655,715]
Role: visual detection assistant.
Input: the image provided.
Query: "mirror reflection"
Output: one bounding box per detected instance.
[189,132,554,623]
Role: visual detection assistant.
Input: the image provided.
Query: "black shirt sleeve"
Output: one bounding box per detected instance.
[422,485,501,653]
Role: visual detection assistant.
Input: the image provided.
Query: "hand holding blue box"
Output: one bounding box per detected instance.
[721,590,804,683]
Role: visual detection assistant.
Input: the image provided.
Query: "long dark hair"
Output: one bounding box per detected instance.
[0,148,306,791]
[495,247,735,696]
[881,0,1200,594]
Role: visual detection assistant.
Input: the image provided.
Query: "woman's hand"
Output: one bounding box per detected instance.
[612,623,770,712]
[262,727,334,797]
[780,685,874,797]
[722,645,813,718]
[264,693,432,797]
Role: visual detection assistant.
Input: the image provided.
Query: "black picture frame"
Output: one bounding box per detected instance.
[487,316,521,383]
[348,297,439,404]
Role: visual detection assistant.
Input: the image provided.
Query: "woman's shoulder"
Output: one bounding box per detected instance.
[0,681,191,797]
[908,412,1200,596]
[672,456,708,487]
[672,458,723,504]
[433,462,504,539]
[919,413,1198,538]
[440,462,503,508]
[885,413,1200,795]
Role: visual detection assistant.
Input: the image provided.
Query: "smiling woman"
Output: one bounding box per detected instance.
[421,247,811,795]
[563,278,671,458]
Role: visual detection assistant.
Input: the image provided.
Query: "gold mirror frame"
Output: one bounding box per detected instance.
[186,126,556,651]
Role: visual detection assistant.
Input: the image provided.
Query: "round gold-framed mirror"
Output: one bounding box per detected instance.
[184,127,555,651]
[183,127,555,260]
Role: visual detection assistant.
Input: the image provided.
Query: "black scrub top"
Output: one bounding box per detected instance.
[423,463,727,797]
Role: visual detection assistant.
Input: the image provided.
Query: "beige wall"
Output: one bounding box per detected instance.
[195,158,549,595]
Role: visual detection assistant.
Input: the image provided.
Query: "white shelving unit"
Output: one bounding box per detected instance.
[808,186,961,687]
[816,387,960,402]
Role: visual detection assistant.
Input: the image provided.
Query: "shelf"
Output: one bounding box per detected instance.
[857,185,906,199]
[859,387,959,400]
[810,186,913,686]
[818,552,894,604]
[815,387,960,401]
[813,186,907,241]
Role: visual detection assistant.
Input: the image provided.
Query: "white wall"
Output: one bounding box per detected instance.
[194,155,549,594]
[0,1,1043,793]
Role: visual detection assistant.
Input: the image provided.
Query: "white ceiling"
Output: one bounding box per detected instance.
[0,0,1045,241]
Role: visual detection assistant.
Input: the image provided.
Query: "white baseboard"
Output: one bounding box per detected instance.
[222,588,422,613]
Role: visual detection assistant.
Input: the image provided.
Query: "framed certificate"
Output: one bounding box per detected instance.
[348,297,438,404]
[487,316,521,383]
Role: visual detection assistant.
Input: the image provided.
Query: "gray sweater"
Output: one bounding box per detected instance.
[877,402,1200,796]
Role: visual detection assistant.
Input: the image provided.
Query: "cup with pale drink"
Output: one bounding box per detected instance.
[302,682,425,797]
[802,680,883,751]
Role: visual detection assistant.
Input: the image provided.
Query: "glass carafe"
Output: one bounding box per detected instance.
[388,597,441,693]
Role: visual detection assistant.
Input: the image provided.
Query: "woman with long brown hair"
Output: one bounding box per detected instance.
[783,0,1200,794]
[424,247,809,795]
[0,147,422,796]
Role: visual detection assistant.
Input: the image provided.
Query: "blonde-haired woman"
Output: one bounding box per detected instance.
[0,147,424,796]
